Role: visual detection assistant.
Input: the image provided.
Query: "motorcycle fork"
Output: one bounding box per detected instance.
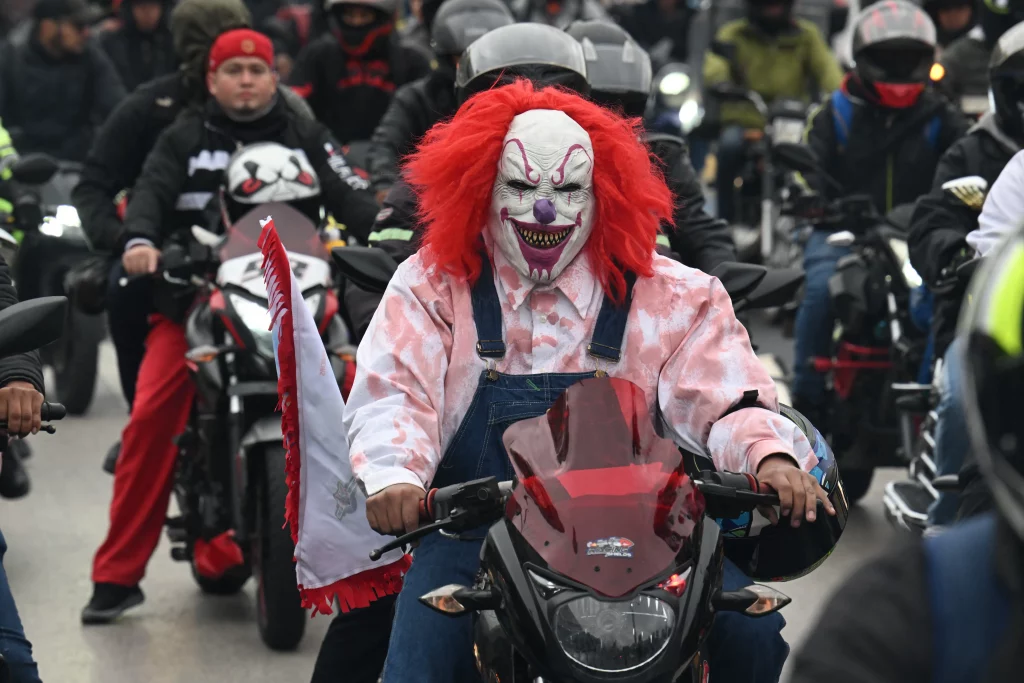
[224,346,248,545]
[761,148,775,261]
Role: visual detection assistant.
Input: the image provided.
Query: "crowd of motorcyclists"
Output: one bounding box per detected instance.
[0,0,1021,680]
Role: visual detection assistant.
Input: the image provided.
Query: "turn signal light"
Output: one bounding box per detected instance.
[420,584,470,614]
[185,345,223,364]
[743,584,792,616]
[657,566,692,597]
[930,62,945,82]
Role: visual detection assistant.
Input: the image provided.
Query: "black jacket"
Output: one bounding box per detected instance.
[367,69,458,192]
[73,73,314,253]
[789,520,1024,683]
[804,81,970,214]
[0,33,126,162]
[99,0,178,92]
[0,254,44,393]
[288,32,432,144]
[123,96,380,248]
[909,114,1018,356]
[613,0,696,63]
[937,29,991,103]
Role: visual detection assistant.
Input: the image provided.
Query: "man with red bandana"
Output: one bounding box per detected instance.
[792,0,970,428]
[287,0,431,144]
[345,80,838,683]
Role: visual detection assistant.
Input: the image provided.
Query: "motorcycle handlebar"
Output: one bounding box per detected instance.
[40,402,65,422]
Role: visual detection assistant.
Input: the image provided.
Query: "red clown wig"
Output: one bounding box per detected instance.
[404,79,674,304]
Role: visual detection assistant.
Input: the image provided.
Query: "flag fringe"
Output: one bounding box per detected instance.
[258,220,301,545]
[299,554,413,617]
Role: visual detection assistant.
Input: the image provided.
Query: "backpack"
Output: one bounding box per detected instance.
[830,89,942,153]
[924,513,1010,683]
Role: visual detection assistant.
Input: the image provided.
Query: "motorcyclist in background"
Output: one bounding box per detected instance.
[366,0,514,199]
[935,0,1024,104]
[565,19,737,273]
[81,29,379,624]
[288,0,432,144]
[790,229,1024,682]
[925,0,979,50]
[613,0,701,65]
[72,0,314,475]
[703,0,843,223]
[791,0,969,427]
[0,0,127,163]
[908,21,1024,528]
[98,0,178,91]
[507,0,610,28]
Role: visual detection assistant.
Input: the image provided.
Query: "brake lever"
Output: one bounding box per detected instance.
[0,422,56,435]
[369,517,451,561]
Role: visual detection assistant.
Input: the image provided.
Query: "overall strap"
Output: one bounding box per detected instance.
[470,253,506,359]
[926,513,1009,683]
[587,271,637,363]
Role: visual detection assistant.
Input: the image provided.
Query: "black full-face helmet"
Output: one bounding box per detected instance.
[989,20,1024,140]
[745,0,796,33]
[959,225,1024,542]
[851,0,938,108]
[430,0,514,58]
[565,19,653,118]
[454,22,590,103]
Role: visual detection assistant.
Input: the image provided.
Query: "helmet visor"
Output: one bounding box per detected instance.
[857,43,935,82]
[455,23,587,89]
[580,38,652,96]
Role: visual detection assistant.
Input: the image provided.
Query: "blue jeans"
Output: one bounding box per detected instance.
[0,529,42,683]
[793,230,851,405]
[716,125,747,223]
[928,338,970,526]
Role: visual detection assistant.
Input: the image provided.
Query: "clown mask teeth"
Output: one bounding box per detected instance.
[486,109,595,284]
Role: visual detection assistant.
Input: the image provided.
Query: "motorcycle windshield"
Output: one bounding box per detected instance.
[501,377,704,598]
[220,202,328,262]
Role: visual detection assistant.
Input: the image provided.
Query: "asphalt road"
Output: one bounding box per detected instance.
[1,330,904,683]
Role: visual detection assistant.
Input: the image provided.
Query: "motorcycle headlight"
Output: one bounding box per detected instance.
[228,293,274,357]
[659,71,690,96]
[679,98,704,135]
[553,594,674,673]
[39,205,84,239]
[887,238,923,288]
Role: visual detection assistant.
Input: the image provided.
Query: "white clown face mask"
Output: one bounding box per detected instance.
[486,109,595,283]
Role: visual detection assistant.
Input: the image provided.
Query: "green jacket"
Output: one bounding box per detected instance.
[703,18,843,130]
[0,121,15,216]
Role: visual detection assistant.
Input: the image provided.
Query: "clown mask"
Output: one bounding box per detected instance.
[486,109,594,283]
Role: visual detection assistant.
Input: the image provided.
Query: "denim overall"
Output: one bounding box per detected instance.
[380,261,635,682]
[380,261,789,683]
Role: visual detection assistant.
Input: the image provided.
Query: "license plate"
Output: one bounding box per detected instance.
[772,117,805,144]
[961,95,989,115]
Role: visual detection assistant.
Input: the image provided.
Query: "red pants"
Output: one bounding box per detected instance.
[93,316,194,586]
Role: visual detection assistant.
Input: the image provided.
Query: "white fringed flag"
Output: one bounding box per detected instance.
[258,216,411,616]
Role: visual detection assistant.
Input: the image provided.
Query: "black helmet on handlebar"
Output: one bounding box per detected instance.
[851,0,938,109]
[454,22,590,103]
[565,20,653,118]
[430,0,514,58]
[989,20,1024,141]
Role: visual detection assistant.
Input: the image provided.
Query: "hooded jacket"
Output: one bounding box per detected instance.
[99,0,178,91]
[73,0,314,253]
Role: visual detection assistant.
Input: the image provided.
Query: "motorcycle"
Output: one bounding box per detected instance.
[774,142,929,504]
[6,153,105,415]
[883,256,982,532]
[646,59,706,141]
[367,375,846,683]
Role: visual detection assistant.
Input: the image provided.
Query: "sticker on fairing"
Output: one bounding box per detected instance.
[586,537,635,558]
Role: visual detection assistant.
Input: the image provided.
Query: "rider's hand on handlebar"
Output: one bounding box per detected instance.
[366,483,426,536]
[756,454,836,527]
[122,244,161,276]
[0,382,44,436]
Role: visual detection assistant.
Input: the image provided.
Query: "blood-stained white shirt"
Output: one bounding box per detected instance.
[344,246,817,496]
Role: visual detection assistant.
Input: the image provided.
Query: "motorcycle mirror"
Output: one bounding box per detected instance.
[190,225,226,249]
[0,296,67,358]
[710,262,768,302]
[9,153,59,186]
[419,584,501,616]
[772,143,818,174]
[332,246,399,294]
[826,231,855,247]
[740,268,805,311]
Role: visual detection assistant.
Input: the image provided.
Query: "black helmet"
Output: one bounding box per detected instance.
[744,0,796,34]
[981,0,1024,47]
[923,0,978,46]
[851,0,938,108]
[430,0,514,57]
[959,227,1024,541]
[565,20,652,118]
[455,22,590,103]
[989,20,1024,140]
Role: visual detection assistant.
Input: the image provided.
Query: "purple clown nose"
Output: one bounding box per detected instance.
[532,198,557,224]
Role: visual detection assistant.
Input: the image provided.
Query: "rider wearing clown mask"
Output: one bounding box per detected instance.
[345,80,837,683]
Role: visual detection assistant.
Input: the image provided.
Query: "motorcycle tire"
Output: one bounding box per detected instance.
[254,445,306,651]
[191,563,250,595]
[48,310,102,415]
[841,468,874,504]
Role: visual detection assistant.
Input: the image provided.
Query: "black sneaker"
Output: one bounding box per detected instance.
[102,440,120,475]
[0,441,31,499]
[81,583,145,624]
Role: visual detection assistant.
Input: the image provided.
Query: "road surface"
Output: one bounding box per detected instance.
[1,334,905,683]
